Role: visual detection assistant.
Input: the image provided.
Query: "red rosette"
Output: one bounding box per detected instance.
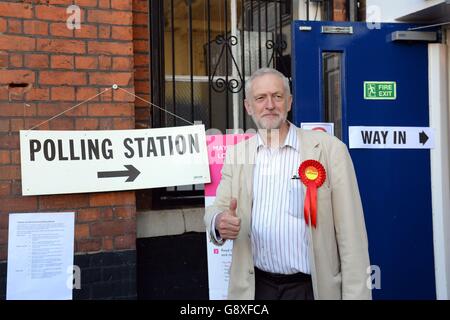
[298,160,327,228]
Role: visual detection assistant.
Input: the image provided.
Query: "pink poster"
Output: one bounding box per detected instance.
[204,133,253,299]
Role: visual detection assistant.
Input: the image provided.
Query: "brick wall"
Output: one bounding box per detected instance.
[0,0,138,271]
[332,0,348,21]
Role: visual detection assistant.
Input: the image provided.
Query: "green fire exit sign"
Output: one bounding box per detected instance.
[364,81,396,100]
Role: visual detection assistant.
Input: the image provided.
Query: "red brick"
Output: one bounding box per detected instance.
[89,72,132,86]
[49,118,75,129]
[133,12,148,25]
[88,41,133,55]
[39,71,86,85]
[89,191,135,206]
[103,237,114,251]
[76,239,102,253]
[0,120,9,132]
[37,39,85,54]
[113,57,133,71]
[0,229,8,246]
[114,206,135,219]
[0,70,35,85]
[74,24,97,39]
[90,220,135,237]
[98,118,113,129]
[24,20,49,35]
[98,0,110,9]
[0,18,6,33]
[111,26,132,41]
[51,55,74,69]
[75,117,99,130]
[77,208,101,222]
[11,180,22,196]
[10,150,20,164]
[133,26,149,40]
[0,35,35,51]
[101,207,114,221]
[75,0,98,8]
[0,245,6,261]
[8,19,23,34]
[36,5,83,22]
[88,103,134,117]
[133,40,148,53]
[0,196,37,213]
[88,10,132,25]
[25,87,50,101]
[0,136,19,149]
[51,87,75,101]
[135,81,149,93]
[134,68,149,81]
[0,52,8,68]
[25,54,49,68]
[39,194,89,210]
[76,87,99,101]
[0,213,8,229]
[9,54,23,68]
[113,88,135,102]
[133,0,148,13]
[0,182,10,197]
[98,25,111,39]
[0,150,11,164]
[23,119,50,130]
[98,55,112,69]
[99,87,112,101]
[50,22,74,37]
[75,56,97,69]
[134,54,149,67]
[37,103,87,117]
[114,233,136,250]
[9,119,23,131]
[111,0,132,10]
[0,2,33,19]
[75,223,90,240]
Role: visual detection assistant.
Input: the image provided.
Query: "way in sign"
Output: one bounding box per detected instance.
[361,130,406,145]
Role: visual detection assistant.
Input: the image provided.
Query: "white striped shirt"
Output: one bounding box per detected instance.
[251,123,310,275]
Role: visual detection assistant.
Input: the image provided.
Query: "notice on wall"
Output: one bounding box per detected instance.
[6,212,75,300]
[301,122,334,136]
[205,134,253,300]
[349,126,434,149]
[20,125,211,196]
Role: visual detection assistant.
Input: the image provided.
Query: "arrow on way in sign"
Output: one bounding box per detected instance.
[419,131,429,145]
[97,165,141,182]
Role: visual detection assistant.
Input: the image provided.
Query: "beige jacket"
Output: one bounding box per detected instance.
[204,128,372,300]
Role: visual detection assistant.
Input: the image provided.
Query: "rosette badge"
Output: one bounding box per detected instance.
[298,160,326,228]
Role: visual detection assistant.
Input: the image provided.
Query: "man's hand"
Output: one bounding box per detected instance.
[215,198,241,240]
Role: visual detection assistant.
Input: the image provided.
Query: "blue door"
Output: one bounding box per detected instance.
[292,21,435,299]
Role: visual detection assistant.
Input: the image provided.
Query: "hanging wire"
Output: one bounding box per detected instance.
[27,85,195,131]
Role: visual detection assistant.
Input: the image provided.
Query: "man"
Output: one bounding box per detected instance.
[204,68,371,300]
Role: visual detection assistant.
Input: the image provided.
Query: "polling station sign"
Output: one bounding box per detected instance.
[20,125,211,196]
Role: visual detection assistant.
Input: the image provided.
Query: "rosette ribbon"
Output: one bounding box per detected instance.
[298,160,326,228]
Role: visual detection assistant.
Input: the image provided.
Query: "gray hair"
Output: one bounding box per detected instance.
[244,68,291,98]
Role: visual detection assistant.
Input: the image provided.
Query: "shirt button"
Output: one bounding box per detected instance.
[249,269,254,275]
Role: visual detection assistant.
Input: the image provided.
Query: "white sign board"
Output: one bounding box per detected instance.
[301,122,334,136]
[349,126,434,149]
[7,212,75,300]
[20,125,211,196]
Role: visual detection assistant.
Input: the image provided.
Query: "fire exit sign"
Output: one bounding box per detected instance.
[364,81,396,100]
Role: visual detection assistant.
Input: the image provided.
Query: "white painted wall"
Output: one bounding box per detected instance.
[366,0,445,22]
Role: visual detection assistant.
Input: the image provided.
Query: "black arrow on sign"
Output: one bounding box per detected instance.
[97,165,140,182]
[419,131,429,145]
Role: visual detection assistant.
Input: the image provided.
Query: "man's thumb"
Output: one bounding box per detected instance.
[229,198,237,216]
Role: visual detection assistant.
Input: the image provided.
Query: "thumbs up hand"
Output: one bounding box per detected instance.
[215,198,241,240]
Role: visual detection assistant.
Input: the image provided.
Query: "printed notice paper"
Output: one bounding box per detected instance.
[7,212,75,300]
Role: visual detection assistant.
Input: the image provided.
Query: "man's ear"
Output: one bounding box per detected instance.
[244,99,253,115]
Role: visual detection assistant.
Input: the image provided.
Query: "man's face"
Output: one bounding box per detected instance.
[244,73,292,130]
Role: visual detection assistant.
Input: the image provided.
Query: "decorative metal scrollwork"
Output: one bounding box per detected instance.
[210,35,244,94]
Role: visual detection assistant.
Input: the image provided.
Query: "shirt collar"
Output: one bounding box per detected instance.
[256,121,299,151]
